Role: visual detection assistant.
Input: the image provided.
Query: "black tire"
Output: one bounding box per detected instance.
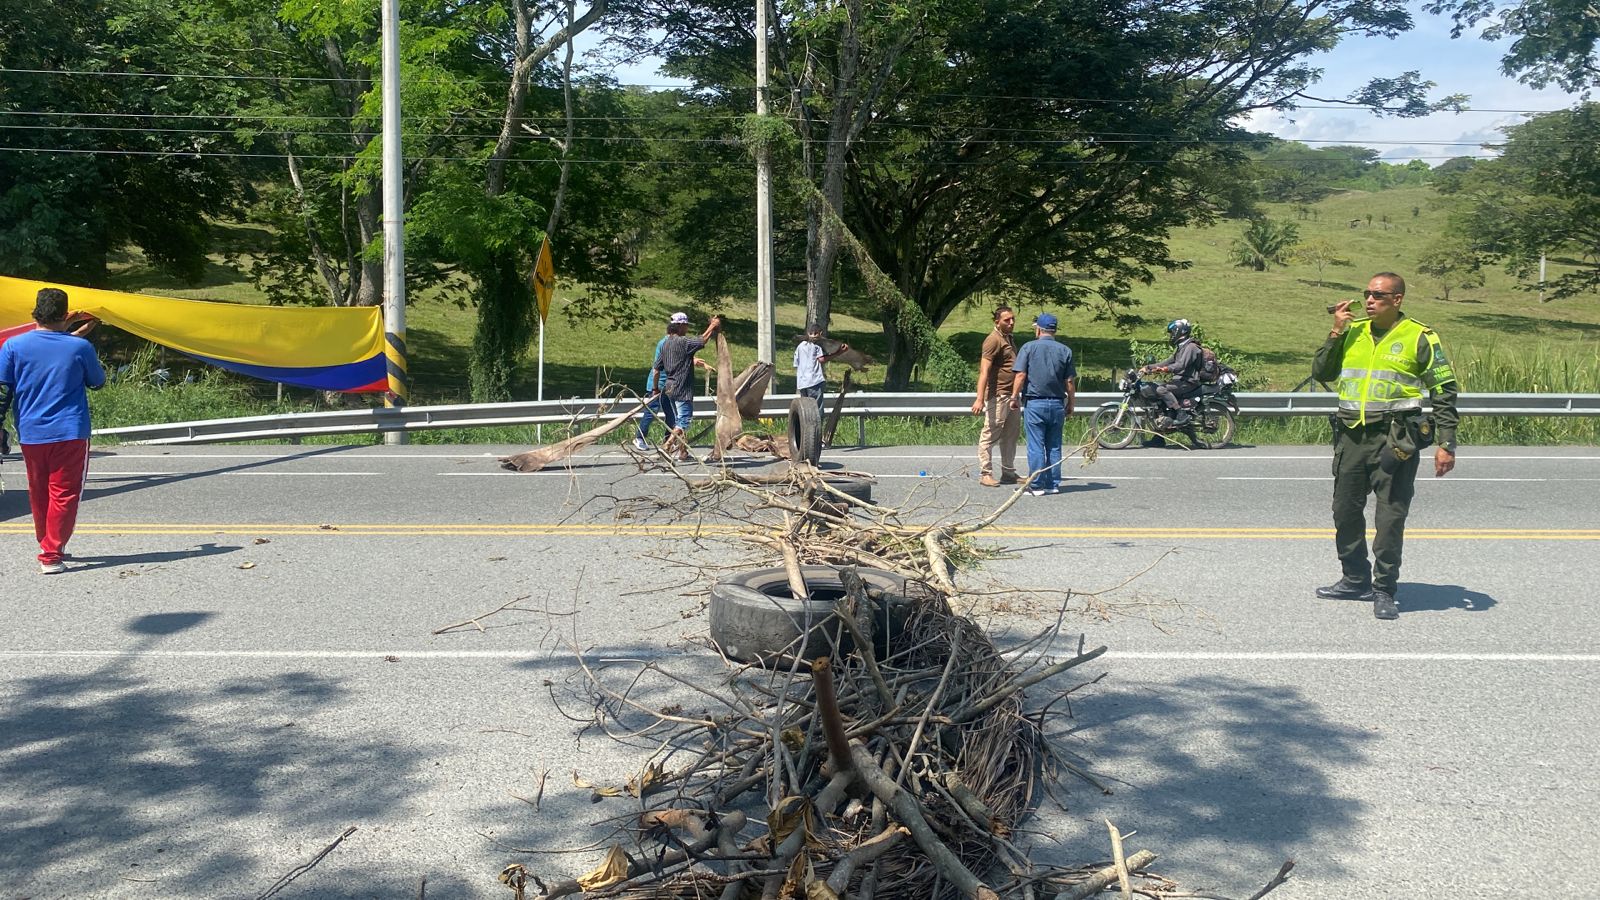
[819,475,874,503]
[709,566,906,664]
[788,398,823,465]
[1091,404,1138,450]
[1194,403,1236,450]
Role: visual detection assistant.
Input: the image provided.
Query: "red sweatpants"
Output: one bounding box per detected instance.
[21,439,90,565]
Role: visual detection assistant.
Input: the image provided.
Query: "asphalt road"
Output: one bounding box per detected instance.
[2,443,1597,899]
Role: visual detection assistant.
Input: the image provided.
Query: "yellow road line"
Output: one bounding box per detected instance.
[3,523,1598,540]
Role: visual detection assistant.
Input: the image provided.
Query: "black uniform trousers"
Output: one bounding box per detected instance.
[1332,419,1420,595]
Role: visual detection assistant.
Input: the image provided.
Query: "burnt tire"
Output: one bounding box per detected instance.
[819,475,874,503]
[709,565,906,664]
[788,397,823,465]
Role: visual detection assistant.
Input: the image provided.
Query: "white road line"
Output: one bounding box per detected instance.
[1218,476,1333,481]
[221,471,384,477]
[1217,476,1600,482]
[4,649,1598,663]
[1110,651,1600,662]
[102,453,503,460]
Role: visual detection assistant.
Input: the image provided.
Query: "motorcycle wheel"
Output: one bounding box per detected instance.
[1194,403,1236,450]
[1091,405,1139,450]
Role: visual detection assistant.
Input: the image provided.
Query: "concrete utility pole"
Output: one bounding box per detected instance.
[754,0,776,365]
[381,0,409,444]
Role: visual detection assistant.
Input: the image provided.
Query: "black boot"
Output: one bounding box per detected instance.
[1372,590,1399,620]
[1315,577,1374,601]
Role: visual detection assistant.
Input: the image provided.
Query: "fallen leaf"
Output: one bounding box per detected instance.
[487,556,507,562]
[237,562,256,570]
[625,761,665,798]
[572,771,623,800]
[253,538,271,545]
[768,795,820,848]
[318,523,338,531]
[575,845,630,891]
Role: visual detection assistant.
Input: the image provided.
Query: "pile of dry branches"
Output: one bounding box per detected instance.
[502,463,1291,900]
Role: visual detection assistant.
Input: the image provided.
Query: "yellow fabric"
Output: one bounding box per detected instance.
[0,275,383,368]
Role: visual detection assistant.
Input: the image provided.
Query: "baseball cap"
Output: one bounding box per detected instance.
[1034,312,1058,331]
[668,311,690,325]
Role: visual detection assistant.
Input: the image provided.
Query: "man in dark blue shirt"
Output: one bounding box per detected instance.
[0,288,106,573]
[1008,313,1077,495]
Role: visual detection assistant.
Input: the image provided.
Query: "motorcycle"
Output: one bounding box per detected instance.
[1090,367,1239,450]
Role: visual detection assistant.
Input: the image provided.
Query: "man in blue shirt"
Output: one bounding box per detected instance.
[633,312,709,452]
[1008,312,1077,496]
[0,288,106,573]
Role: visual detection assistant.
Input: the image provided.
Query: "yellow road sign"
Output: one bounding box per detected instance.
[534,236,555,322]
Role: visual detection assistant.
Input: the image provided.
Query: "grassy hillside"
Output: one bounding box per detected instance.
[97,185,1600,405]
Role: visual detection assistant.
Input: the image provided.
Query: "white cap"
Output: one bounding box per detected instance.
[669,312,690,325]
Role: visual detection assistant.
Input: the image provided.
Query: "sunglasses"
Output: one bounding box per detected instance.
[1362,289,1399,299]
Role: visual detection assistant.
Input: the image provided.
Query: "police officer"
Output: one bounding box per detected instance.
[1312,272,1459,620]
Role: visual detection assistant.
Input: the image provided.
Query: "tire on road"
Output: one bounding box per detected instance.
[709,565,907,664]
[819,475,874,503]
[788,398,823,465]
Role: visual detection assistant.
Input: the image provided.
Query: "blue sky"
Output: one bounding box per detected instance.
[1243,4,1585,162]
[579,2,1585,165]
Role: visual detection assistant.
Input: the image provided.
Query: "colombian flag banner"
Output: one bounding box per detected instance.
[0,276,387,393]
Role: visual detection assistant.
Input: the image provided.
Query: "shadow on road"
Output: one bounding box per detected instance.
[0,610,425,896]
[0,445,366,523]
[1046,673,1372,885]
[68,542,242,571]
[1397,582,1497,614]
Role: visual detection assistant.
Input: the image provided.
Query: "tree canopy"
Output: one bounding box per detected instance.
[1434,103,1600,301]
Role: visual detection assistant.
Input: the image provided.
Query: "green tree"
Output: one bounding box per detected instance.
[1232,218,1301,272]
[1416,237,1486,300]
[614,0,1451,388]
[1434,104,1600,301]
[0,0,256,284]
[1291,238,1353,285]
[1425,0,1600,92]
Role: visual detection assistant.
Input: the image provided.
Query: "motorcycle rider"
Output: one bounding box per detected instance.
[1141,319,1204,428]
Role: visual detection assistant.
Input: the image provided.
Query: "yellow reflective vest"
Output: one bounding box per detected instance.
[1337,316,1457,425]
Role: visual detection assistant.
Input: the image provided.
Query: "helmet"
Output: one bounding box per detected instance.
[1166,318,1192,344]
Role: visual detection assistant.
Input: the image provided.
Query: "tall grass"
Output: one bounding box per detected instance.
[85,343,1599,447]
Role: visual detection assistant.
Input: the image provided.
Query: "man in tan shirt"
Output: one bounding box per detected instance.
[971,305,1020,486]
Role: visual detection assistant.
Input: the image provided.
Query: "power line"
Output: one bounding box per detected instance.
[0,145,1499,165]
[0,119,1523,147]
[0,67,1579,114]
[0,113,1524,147]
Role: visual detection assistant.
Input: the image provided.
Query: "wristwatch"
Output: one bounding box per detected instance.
[1441,441,1458,453]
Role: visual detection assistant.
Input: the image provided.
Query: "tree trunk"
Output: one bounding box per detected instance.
[806,158,847,331]
[469,250,532,402]
[353,190,383,307]
[882,315,917,391]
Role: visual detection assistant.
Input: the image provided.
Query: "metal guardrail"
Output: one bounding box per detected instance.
[92,391,1600,446]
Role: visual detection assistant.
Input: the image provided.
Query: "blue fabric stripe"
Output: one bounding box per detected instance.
[185,352,387,392]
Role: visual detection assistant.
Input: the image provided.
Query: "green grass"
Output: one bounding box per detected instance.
[89,185,1600,445]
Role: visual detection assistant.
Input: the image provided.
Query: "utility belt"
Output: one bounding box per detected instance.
[1330,411,1434,470]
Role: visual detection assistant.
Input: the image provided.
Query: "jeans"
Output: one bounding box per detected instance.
[798,382,825,413]
[636,394,666,442]
[1022,398,1064,492]
[662,398,694,432]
